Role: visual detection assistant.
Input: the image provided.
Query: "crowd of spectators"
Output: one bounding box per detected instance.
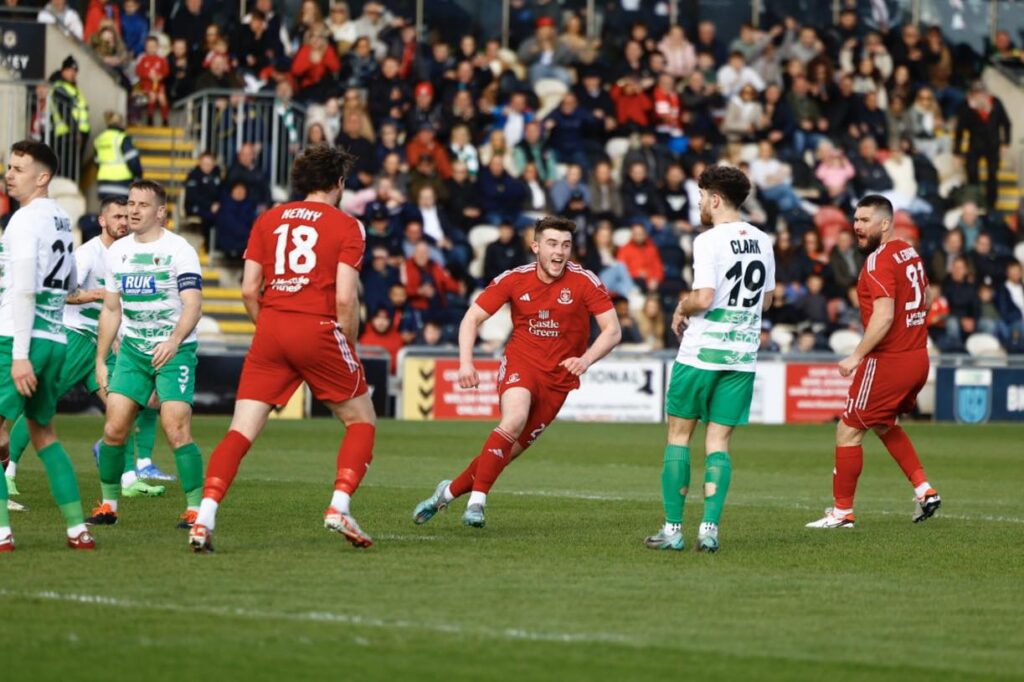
[10,0,1024,359]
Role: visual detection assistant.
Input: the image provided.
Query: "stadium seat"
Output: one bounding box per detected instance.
[468,225,499,279]
[534,78,568,118]
[604,137,630,177]
[893,211,919,243]
[828,329,862,355]
[943,207,962,230]
[49,176,87,233]
[612,227,632,248]
[813,206,850,231]
[770,325,794,353]
[965,332,1005,358]
[916,365,937,415]
[1014,241,1024,266]
[478,302,512,344]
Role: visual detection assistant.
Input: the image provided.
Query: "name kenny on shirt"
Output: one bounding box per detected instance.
[280,208,323,222]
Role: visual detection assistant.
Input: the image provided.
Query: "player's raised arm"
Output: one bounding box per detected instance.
[458,303,492,389]
[561,308,621,376]
[241,259,264,323]
[336,262,360,340]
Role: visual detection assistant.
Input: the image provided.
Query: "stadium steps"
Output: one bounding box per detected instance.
[976,162,1020,218]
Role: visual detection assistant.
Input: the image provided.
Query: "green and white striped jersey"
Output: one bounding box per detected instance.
[0,197,75,344]
[103,229,202,354]
[676,221,776,373]
[63,235,108,338]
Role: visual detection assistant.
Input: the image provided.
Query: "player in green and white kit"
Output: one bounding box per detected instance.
[3,197,166,502]
[0,140,94,551]
[645,165,775,553]
[87,180,205,529]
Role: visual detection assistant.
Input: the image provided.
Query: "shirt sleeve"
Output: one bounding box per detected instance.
[338,217,366,271]
[74,243,94,288]
[474,271,515,314]
[764,238,777,292]
[691,234,716,290]
[244,214,265,263]
[582,270,614,315]
[175,239,203,291]
[865,248,896,299]
[103,246,119,293]
[5,213,37,278]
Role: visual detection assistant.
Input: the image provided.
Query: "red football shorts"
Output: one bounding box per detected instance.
[497,359,569,451]
[236,310,368,406]
[841,349,929,429]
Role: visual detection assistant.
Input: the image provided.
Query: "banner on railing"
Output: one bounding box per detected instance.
[0,22,46,80]
[933,367,1024,423]
[783,363,855,423]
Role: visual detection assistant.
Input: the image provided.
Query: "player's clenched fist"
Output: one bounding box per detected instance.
[837,354,861,377]
[559,356,590,376]
[458,363,480,389]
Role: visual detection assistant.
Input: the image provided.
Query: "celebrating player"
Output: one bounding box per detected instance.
[806,195,941,529]
[4,197,166,504]
[88,180,205,529]
[645,165,775,553]
[189,145,376,553]
[0,140,94,551]
[412,215,621,529]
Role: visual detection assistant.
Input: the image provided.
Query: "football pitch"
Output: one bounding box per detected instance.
[3,417,1022,681]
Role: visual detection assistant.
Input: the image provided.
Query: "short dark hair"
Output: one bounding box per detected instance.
[292,145,356,196]
[129,179,167,205]
[856,194,893,220]
[100,196,127,211]
[534,215,576,237]
[10,139,59,176]
[697,165,750,209]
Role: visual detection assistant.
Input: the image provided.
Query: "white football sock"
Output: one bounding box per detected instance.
[121,470,138,488]
[136,457,153,469]
[0,525,11,538]
[5,461,15,477]
[67,523,87,538]
[468,491,487,507]
[699,522,718,536]
[663,522,681,535]
[914,482,932,498]
[833,507,853,517]
[331,490,351,514]
[196,498,219,530]
[442,485,455,503]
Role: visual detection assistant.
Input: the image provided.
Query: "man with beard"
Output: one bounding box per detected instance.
[806,195,941,530]
[411,216,620,529]
[645,165,775,554]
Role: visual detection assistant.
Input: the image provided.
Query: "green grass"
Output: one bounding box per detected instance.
[3,417,1023,681]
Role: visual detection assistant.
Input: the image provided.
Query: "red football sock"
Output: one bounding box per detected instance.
[470,428,517,494]
[833,445,864,510]
[334,423,375,494]
[879,426,928,488]
[203,430,252,503]
[448,456,479,498]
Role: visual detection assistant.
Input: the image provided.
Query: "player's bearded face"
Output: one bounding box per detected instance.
[699,190,714,226]
[534,230,572,279]
[853,208,884,253]
[103,208,129,239]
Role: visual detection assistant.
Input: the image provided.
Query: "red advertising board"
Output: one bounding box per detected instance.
[785,363,854,423]
[433,358,503,419]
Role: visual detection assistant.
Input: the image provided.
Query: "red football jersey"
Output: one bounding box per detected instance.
[857,238,929,354]
[474,262,614,392]
[245,201,365,318]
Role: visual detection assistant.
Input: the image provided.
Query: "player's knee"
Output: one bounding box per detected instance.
[163,425,192,450]
[103,422,131,445]
[498,414,527,438]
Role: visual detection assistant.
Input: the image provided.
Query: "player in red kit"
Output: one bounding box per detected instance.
[189,146,377,552]
[807,195,941,529]
[412,216,622,528]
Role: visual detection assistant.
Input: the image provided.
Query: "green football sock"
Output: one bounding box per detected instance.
[660,444,691,525]
[702,451,733,526]
[38,442,85,527]
[0,471,10,528]
[8,414,30,465]
[123,429,137,475]
[135,408,158,460]
[173,442,204,507]
[99,441,127,490]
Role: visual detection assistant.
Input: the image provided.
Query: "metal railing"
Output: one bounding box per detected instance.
[0,79,84,184]
[174,89,306,196]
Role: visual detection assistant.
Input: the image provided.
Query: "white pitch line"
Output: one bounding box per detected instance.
[0,589,635,646]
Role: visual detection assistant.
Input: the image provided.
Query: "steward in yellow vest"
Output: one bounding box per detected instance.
[95,112,143,200]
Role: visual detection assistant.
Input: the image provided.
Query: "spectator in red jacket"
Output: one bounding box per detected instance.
[652,73,683,139]
[402,241,463,314]
[359,306,405,373]
[84,0,120,42]
[291,27,341,102]
[406,125,453,179]
[610,75,653,131]
[616,222,664,293]
[136,35,170,125]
